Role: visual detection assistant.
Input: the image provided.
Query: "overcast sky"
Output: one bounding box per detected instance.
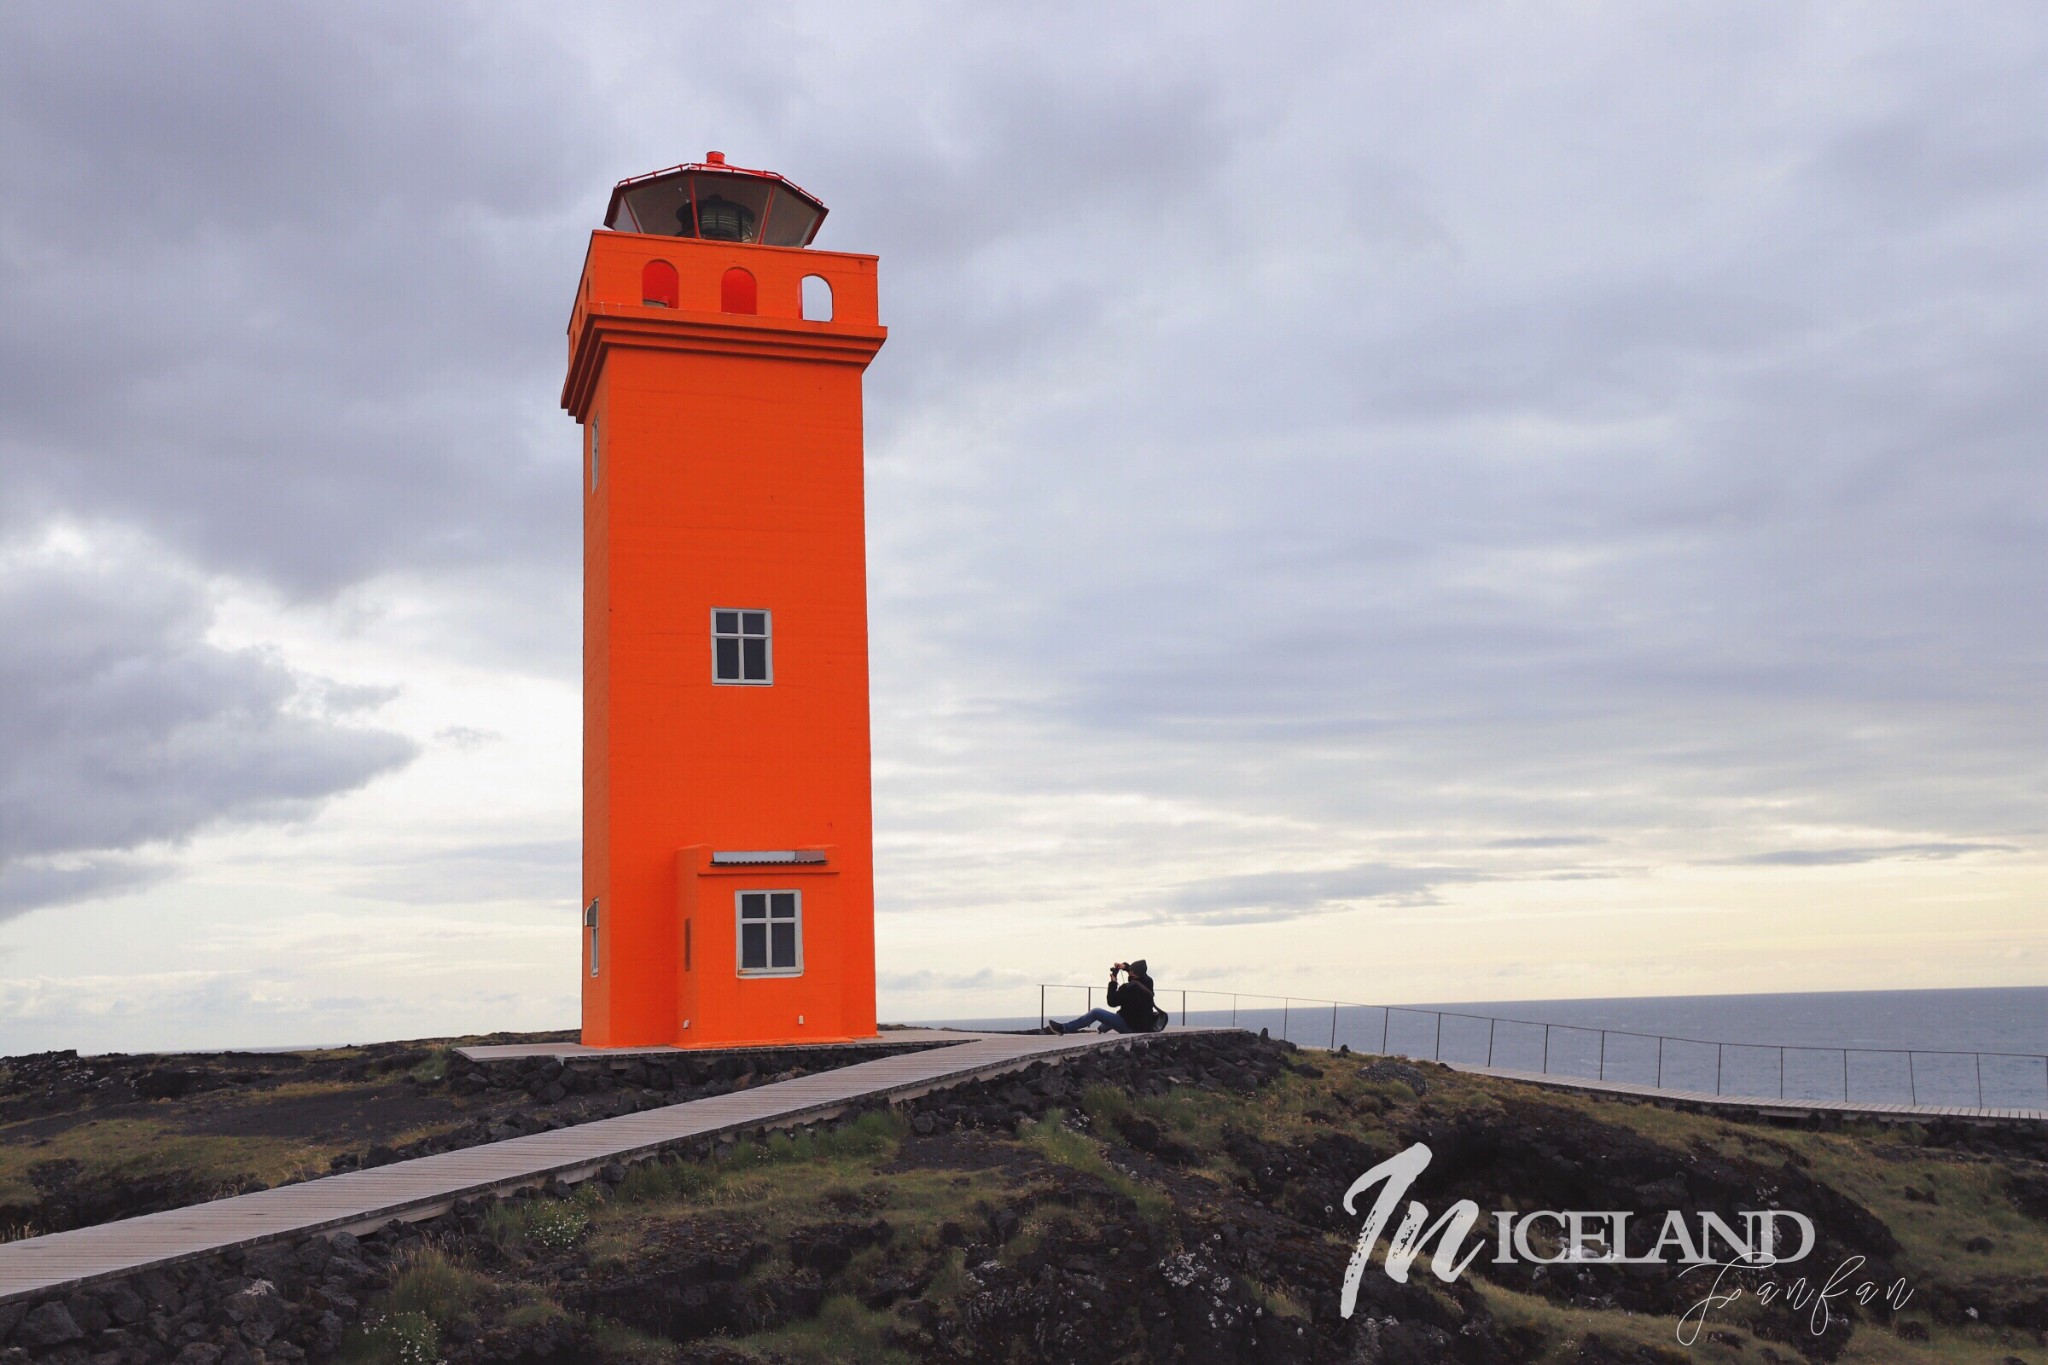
[1,4,2042,1052]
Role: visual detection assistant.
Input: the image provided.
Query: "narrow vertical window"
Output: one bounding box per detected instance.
[801,275,833,322]
[589,416,600,493]
[736,890,801,974]
[683,918,692,971]
[584,899,600,977]
[711,608,772,684]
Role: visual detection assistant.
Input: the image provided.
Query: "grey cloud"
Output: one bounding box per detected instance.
[0,541,417,918]
[300,680,403,717]
[1724,843,2019,868]
[0,856,171,918]
[1148,863,1487,927]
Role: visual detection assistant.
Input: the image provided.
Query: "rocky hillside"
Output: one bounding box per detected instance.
[1,1031,2045,1363]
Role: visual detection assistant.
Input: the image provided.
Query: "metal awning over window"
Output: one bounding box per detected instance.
[711,850,827,866]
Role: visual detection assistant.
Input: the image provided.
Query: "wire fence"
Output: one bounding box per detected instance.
[1037,984,2048,1111]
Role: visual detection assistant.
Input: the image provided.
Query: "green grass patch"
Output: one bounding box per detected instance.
[723,1110,910,1172]
[614,1154,719,1206]
[483,1195,591,1253]
[336,1310,440,1365]
[340,1245,499,1362]
[589,1317,679,1362]
[386,1244,493,1324]
[1079,1083,1131,1125]
[500,1290,566,1330]
[1018,1109,1172,1227]
[0,1116,335,1207]
[733,1292,915,1365]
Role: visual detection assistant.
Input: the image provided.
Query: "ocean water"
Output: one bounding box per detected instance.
[914,985,2048,1109]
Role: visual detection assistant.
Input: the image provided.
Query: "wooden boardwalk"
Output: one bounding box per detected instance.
[1447,1061,2048,1123]
[0,1028,1167,1304]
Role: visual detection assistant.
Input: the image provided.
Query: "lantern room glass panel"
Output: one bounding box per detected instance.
[683,174,775,242]
[761,195,824,247]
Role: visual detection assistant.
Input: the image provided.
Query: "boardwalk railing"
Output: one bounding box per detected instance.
[1037,984,2048,1110]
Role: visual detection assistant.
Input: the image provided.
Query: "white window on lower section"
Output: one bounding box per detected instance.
[584,899,600,977]
[736,890,801,975]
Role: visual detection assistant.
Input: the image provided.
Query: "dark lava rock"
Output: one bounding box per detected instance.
[15,1301,82,1347]
[2010,1170,2048,1220]
[135,1068,199,1100]
[1112,1112,1200,1166]
[787,1219,890,1275]
[1355,1058,1431,1095]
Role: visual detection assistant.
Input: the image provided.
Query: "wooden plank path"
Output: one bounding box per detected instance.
[0,1028,1184,1304]
[1446,1061,2048,1123]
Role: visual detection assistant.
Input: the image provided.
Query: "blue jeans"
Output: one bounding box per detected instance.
[1058,1007,1131,1034]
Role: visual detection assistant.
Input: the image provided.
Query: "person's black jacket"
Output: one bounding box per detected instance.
[1108,962,1157,1032]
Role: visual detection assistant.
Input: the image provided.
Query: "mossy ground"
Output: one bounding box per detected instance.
[332,1053,2048,1363]
[0,1041,504,1237]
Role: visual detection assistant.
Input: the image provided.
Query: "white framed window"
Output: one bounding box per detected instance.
[736,890,801,975]
[584,899,600,977]
[712,608,772,684]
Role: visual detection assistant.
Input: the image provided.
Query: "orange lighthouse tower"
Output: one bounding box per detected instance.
[561,154,885,1048]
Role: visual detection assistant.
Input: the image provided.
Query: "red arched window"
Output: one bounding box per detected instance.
[721,266,758,315]
[641,259,679,308]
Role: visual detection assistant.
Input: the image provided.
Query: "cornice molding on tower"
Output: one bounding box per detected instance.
[562,307,887,420]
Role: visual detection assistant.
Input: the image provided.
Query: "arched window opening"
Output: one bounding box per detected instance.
[641,259,679,308]
[801,275,834,322]
[721,266,758,315]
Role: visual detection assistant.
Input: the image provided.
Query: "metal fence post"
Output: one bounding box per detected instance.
[1486,1018,1496,1067]
[1231,995,1238,1029]
[1433,1012,1443,1061]
[1282,998,1290,1042]
[1542,1024,1550,1074]
[1975,1052,1982,1108]
[1329,1003,1338,1051]
[1715,1044,1723,1095]
[1907,1053,1916,1106]
[1778,1048,1785,1100]
[1842,1050,1849,1103]
[1039,985,1046,1031]
[1180,989,1187,1029]
[1381,1008,1391,1054]
[1597,1030,1606,1081]
[1656,1036,1664,1088]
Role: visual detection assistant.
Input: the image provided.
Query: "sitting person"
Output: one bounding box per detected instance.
[1051,961,1161,1034]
